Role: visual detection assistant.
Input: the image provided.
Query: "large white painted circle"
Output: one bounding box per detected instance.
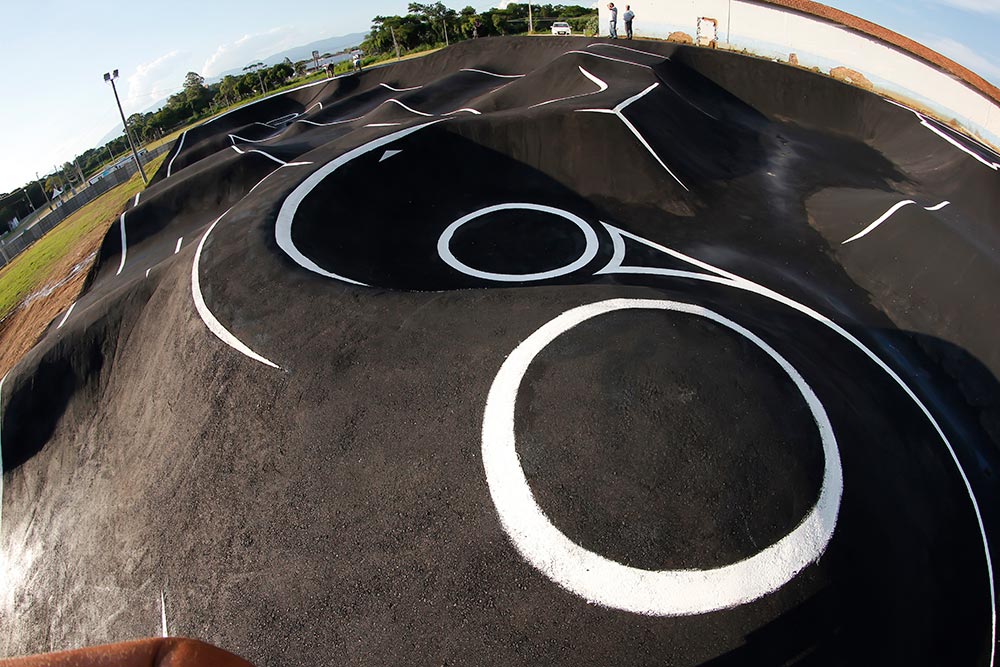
[482,298,843,616]
[437,203,600,282]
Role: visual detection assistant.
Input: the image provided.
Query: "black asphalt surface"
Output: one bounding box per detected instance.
[1,37,999,666]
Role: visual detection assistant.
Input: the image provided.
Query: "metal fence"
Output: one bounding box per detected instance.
[0,142,173,268]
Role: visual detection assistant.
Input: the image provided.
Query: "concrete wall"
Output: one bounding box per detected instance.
[599,1,1000,146]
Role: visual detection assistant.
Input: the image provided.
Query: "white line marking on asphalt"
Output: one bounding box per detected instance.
[366,123,402,127]
[160,589,168,637]
[380,82,423,92]
[192,211,280,370]
[438,203,599,282]
[587,42,670,59]
[565,50,652,69]
[842,199,952,244]
[384,98,434,117]
[305,102,323,113]
[56,302,76,329]
[295,116,363,127]
[530,66,609,108]
[145,268,151,278]
[579,83,689,191]
[379,150,402,163]
[597,222,996,655]
[443,108,482,115]
[134,193,140,207]
[229,145,287,165]
[276,120,446,283]
[483,298,841,615]
[116,213,128,276]
[884,98,1000,171]
[166,131,187,178]
[460,68,525,78]
[175,237,183,254]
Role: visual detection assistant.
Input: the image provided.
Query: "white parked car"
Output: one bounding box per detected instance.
[551,21,572,36]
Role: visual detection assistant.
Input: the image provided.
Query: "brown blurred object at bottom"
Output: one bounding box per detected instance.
[1,638,254,667]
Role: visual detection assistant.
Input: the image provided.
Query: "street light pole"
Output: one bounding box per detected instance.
[103,69,148,185]
[36,172,53,211]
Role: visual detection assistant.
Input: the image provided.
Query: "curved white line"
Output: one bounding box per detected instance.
[295,116,363,127]
[115,213,128,276]
[191,212,280,369]
[529,66,609,109]
[275,120,445,282]
[229,145,286,165]
[384,98,433,117]
[460,68,525,78]
[443,108,482,115]
[165,131,187,178]
[587,42,670,59]
[380,82,423,92]
[565,50,652,70]
[366,123,402,127]
[438,203,600,282]
[925,200,951,212]
[56,302,76,329]
[599,222,995,655]
[483,298,841,615]
[229,133,276,144]
[842,200,916,244]
[133,192,141,207]
[160,589,168,637]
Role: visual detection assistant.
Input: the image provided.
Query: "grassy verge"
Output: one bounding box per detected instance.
[0,152,169,322]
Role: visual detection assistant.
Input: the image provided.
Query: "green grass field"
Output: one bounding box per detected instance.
[0,152,169,321]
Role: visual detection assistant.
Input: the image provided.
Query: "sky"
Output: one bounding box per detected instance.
[2,0,1000,193]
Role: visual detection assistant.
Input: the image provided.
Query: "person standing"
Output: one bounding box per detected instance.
[623,5,635,39]
[608,3,618,39]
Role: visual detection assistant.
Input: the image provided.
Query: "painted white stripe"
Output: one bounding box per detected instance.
[366,123,402,127]
[305,102,323,113]
[276,120,446,283]
[295,116,363,127]
[133,193,141,207]
[483,298,840,615]
[204,77,335,126]
[145,268,151,278]
[379,150,402,163]
[115,213,128,276]
[587,42,670,59]
[192,211,280,370]
[229,132,276,144]
[529,66,609,109]
[443,108,482,115]
[384,98,433,117]
[919,117,1000,171]
[579,84,688,191]
[174,237,183,254]
[380,82,423,92]
[460,68,525,78]
[597,222,995,649]
[160,589,168,637]
[165,131,187,178]
[56,302,76,329]
[925,200,951,211]
[229,145,287,165]
[264,113,299,127]
[842,200,916,244]
[564,50,652,70]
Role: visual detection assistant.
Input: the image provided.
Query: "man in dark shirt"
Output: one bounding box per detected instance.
[623,5,635,39]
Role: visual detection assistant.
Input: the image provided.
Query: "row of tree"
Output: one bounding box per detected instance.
[365,3,595,54]
[1,2,596,232]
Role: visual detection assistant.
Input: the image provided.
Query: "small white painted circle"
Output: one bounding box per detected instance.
[481,298,843,616]
[437,203,599,282]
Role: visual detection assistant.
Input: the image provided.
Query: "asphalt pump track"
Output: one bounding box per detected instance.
[2,36,1000,666]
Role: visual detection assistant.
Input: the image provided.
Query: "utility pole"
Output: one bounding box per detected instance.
[528,2,533,34]
[391,26,401,60]
[37,172,53,211]
[21,187,35,211]
[103,69,148,184]
[75,158,86,187]
[443,17,449,46]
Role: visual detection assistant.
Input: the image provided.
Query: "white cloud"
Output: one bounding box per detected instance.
[202,27,300,77]
[924,35,1000,83]
[124,50,183,111]
[931,0,1000,14]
